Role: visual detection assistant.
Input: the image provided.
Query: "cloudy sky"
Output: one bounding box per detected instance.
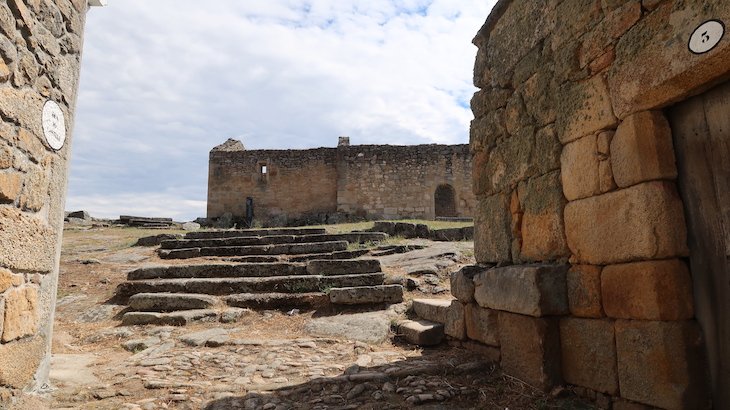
[66,0,496,221]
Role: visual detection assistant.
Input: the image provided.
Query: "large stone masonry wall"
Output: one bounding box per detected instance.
[207,142,474,224]
[336,144,473,220]
[468,0,730,409]
[0,0,88,405]
[207,145,339,223]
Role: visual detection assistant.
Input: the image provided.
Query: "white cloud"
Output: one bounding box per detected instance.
[69,0,496,221]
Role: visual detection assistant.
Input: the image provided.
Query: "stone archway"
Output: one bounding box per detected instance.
[434,184,457,218]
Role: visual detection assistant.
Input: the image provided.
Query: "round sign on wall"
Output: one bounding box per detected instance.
[42,100,66,151]
[688,20,725,55]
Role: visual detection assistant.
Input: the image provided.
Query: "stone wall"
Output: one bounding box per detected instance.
[208,144,339,224]
[207,141,474,224]
[468,0,730,408]
[0,0,89,406]
[336,144,473,220]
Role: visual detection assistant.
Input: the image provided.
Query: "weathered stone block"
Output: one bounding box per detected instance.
[397,319,444,346]
[578,1,642,68]
[0,171,21,203]
[2,286,39,342]
[602,259,693,320]
[560,318,618,394]
[473,264,568,317]
[19,166,48,212]
[609,0,730,118]
[534,124,562,175]
[499,312,562,391]
[522,69,557,126]
[474,193,512,264]
[0,267,13,293]
[561,134,600,201]
[564,181,688,264]
[415,299,468,340]
[483,126,536,193]
[450,264,488,303]
[465,304,499,346]
[611,110,677,188]
[0,207,56,273]
[445,300,466,340]
[0,337,44,388]
[0,143,11,169]
[567,265,603,318]
[518,171,569,261]
[557,75,617,144]
[615,320,709,409]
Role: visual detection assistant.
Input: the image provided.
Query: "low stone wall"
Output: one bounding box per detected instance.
[0,0,89,405]
[470,0,730,408]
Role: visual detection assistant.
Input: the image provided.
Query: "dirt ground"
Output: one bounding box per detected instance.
[50,226,592,410]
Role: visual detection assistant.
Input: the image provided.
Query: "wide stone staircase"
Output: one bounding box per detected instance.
[115,228,404,325]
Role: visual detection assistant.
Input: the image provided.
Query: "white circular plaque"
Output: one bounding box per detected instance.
[689,20,725,54]
[42,100,66,150]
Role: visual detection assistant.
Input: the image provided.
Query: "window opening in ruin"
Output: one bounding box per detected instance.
[434,184,457,218]
[260,164,267,175]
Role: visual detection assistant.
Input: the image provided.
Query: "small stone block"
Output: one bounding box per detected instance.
[567,265,603,318]
[498,312,562,391]
[602,259,694,320]
[412,298,450,323]
[2,285,39,342]
[560,318,618,395]
[611,110,677,188]
[465,304,499,346]
[397,319,444,346]
[450,265,488,303]
[615,320,709,410]
[473,264,568,317]
[328,285,403,305]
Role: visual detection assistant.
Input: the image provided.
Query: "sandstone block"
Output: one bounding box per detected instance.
[534,124,562,175]
[2,286,39,342]
[474,193,512,264]
[499,312,562,391]
[615,320,709,409]
[609,0,730,118]
[611,111,677,188]
[578,1,642,68]
[567,265,603,318]
[0,336,44,388]
[518,171,569,261]
[0,207,60,272]
[0,143,11,169]
[412,299,450,323]
[465,304,499,346]
[560,318,618,394]
[444,300,466,340]
[397,319,444,346]
[561,134,600,201]
[0,268,13,293]
[450,265,488,303]
[482,127,537,193]
[473,264,568,317]
[557,75,617,144]
[0,171,22,203]
[602,259,693,320]
[19,166,48,212]
[328,285,403,305]
[564,181,688,264]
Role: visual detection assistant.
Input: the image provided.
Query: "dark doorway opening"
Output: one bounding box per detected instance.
[669,79,730,409]
[434,184,457,218]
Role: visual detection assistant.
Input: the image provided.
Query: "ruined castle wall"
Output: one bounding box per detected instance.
[0,0,88,404]
[467,0,730,408]
[207,148,338,222]
[336,144,474,220]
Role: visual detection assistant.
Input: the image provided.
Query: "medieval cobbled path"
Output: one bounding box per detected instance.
[53,323,494,410]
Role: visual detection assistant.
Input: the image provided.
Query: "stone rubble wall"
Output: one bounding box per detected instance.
[207,147,339,223]
[207,143,474,224]
[0,0,88,405]
[468,0,730,408]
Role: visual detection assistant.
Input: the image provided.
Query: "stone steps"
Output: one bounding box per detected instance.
[127,263,307,280]
[116,273,386,297]
[286,249,370,262]
[128,293,219,312]
[225,292,329,310]
[121,308,247,326]
[158,241,349,259]
[160,233,387,250]
[184,228,327,239]
[396,319,445,346]
[329,285,404,305]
